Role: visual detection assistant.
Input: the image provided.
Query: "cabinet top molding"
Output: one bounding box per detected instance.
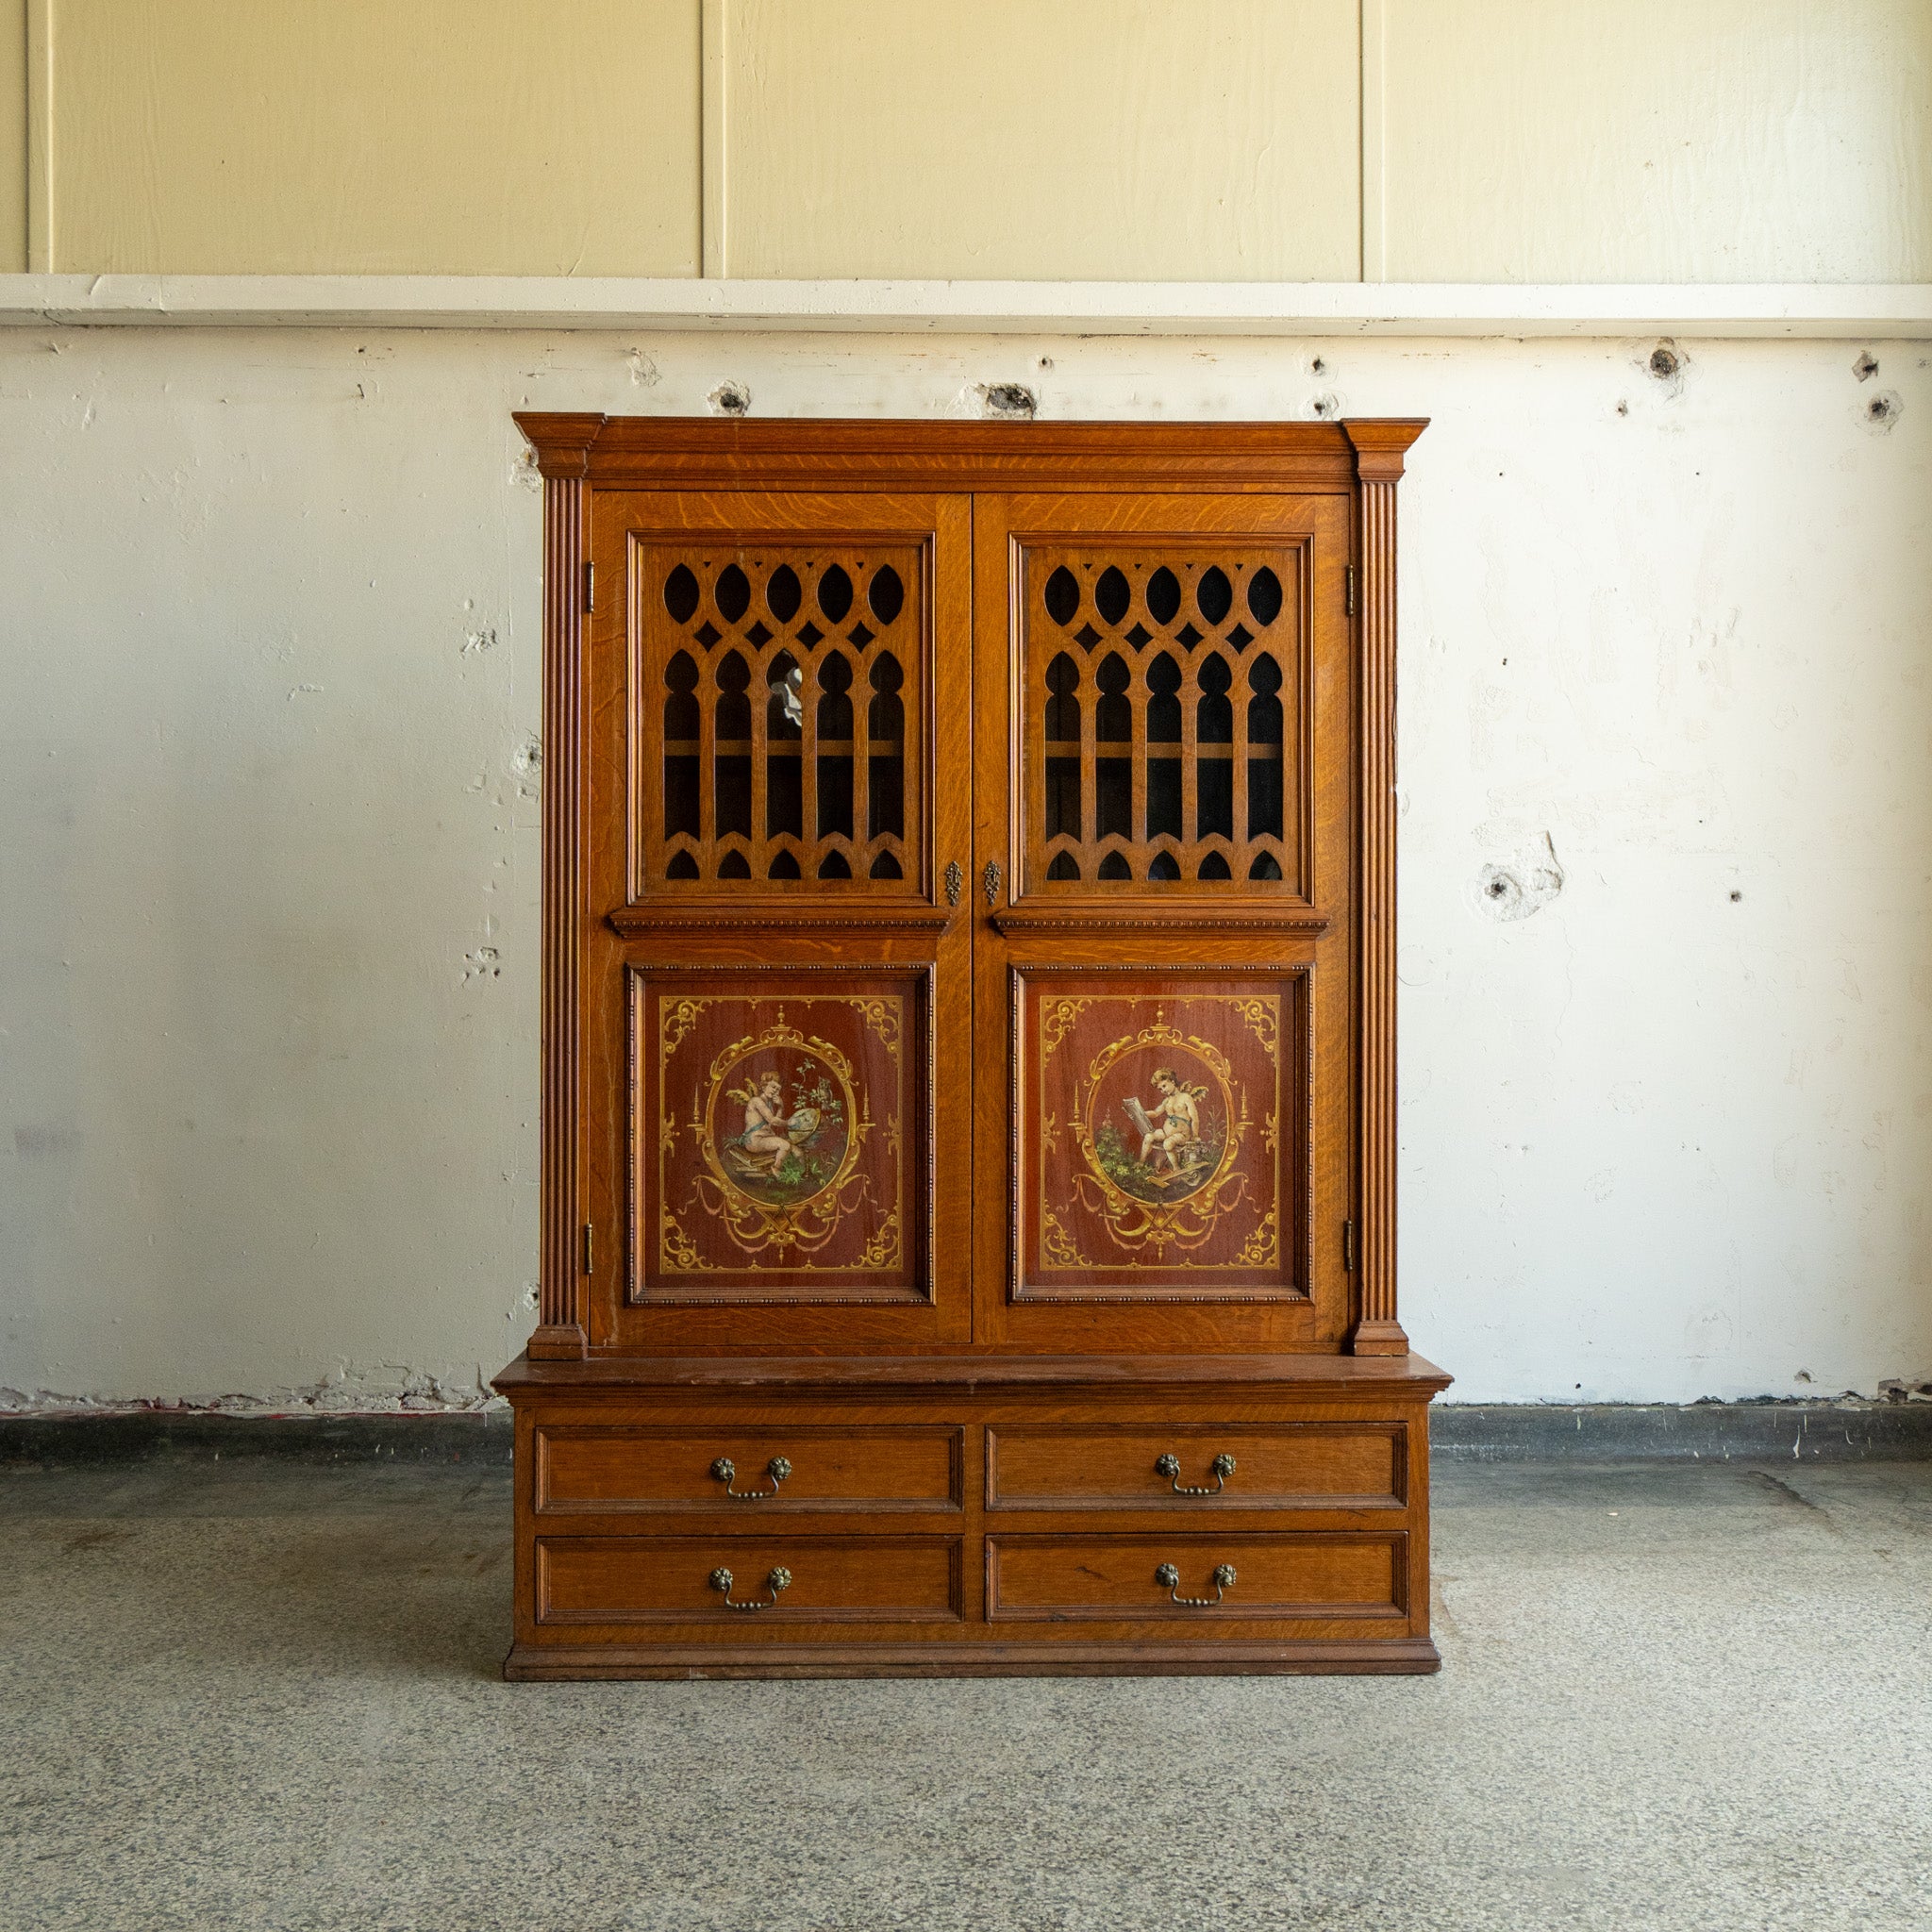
[513,413,1429,490]
[5,275,1929,339]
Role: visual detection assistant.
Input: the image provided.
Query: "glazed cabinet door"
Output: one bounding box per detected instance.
[973,492,1357,1352]
[585,492,974,1353]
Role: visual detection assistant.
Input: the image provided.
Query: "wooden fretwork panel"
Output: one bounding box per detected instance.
[639,538,926,893]
[1010,968,1310,1303]
[1020,542,1307,896]
[630,967,933,1305]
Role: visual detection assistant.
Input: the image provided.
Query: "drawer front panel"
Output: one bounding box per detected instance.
[987,1533,1407,1622]
[986,1424,1404,1510]
[536,1536,964,1625]
[535,1424,964,1514]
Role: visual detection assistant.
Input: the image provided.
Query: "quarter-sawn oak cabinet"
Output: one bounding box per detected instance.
[495,416,1448,1678]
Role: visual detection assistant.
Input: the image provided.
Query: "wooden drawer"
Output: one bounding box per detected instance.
[986,1533,1407,1623]
[534,1424,964,1515]
[985,1424,1406,1511]
[536,1536,964,1625]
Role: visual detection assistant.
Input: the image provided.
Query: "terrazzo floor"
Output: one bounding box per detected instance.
[2,1455,1927,1931]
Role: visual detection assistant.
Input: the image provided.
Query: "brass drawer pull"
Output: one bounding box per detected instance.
[1155,1562,1236,1607]
[711,1455,791,1500]
[709,1565,791,1610]
[1155,1452,1236,1495]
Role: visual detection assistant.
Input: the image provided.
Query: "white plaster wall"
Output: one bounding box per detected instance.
[2,326,1927,1406]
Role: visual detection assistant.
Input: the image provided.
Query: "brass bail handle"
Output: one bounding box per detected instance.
[711,1455,792,1500]
[709,1566,791,1611]
[1155,1562,1237,1607]
[1155,1452,1237,1495]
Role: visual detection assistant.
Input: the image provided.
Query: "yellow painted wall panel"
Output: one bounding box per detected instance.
[724,0,1361,281]
[1,0,25,270]
[1383,0,1932,283]
[49,0,702,275]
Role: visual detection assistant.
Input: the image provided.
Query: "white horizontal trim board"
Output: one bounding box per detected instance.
[2,275,1930,339]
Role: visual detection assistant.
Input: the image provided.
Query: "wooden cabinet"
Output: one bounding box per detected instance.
[496,417,1446,1678]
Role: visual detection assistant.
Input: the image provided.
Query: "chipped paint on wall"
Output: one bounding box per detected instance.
[0,325,1928,1408]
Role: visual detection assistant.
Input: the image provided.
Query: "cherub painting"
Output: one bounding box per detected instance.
[1091,1057,1222,1205]
[718,1058,848,1205]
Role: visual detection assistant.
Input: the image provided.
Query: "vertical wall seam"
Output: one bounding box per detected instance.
[700,0,727,277]
[1357,0,1386,284]
[25,0,50,271]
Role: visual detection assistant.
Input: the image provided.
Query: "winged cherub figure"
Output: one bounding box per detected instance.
[739,1072,795,1174]
[1137,1067,1203,1174]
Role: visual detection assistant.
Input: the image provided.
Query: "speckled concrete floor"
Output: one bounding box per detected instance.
[1,1457,1926,1932]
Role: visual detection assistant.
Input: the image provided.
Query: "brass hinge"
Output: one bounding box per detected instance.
[1342,1219,1356,1273]
[582,1222,594,1275]
[1344,564,1357,618]
[583,559,595,613]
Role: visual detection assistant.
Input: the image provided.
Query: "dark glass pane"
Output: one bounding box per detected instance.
[715,651,751,738]
[1043,565,1080,625]
[1249,851,1284,881]
[1095,566,1131,625]
[867,653,904,740]
[666,849,700,880]
[663,564,700,624]
[1198,852,1231,880]
[1096,758,1132,838]
[766,563,802,621]
[868,757,903,839]
[1147,851,1181,881]
[1198,565,1233,624]
[768,850,801,879]
[869,850,903,879]
[1044,653,1081,741]
[817,563,854,622]
[817,851,852,879]
[717,850,750,879]
[714,756,752,837]
[1047,852,1080,880]
[1247,567,1283,625]
[1247,756,1283,840]
[868,565,905,625]
[1196,760,1233,840]
[664,648,700,739]
[1097,851,1132,880]
[1146,567,1181,625]
[716,564,751,623]
[816,652,853,737]
[1196,654,1233,742]
[1095,652,1131,741]
[1146,758,1183,838]
[817,757,854,837]
[1045,758,1082,840]
[766,651,803,740]
[1247,653,1284,744]
[766,751,802,837]
[1146,652,1181,741]
[664,757,701,840]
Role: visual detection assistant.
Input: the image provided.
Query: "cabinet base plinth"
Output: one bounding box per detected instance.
[504,1638,1442,1680]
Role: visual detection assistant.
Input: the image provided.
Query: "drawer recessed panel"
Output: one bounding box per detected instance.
[536,1424,963,1514]
[987,1533,1407,1623]
[987,1424,1404,1511]
[536,1536,963,1625]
